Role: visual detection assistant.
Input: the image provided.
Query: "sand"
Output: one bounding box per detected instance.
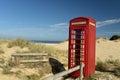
[44,41,68,50]
[96,39,120,61]
[0,39,120,80]
[45,39,120,61]
[43,39,120,80]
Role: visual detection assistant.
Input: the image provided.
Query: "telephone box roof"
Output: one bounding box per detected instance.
[70,16,95,22]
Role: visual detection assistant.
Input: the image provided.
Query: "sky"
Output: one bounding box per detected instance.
[0,0,120,41]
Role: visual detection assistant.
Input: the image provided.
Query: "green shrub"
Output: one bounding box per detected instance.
[7,38,31,48]
[114,67,120,77]
[110,35,120,40]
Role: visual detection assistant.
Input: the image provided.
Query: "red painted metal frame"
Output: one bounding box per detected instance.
[68,17,96,78]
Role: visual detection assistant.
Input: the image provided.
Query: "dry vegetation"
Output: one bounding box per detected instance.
[0,38,120,80]
[0,38,67,80]
[96,58,120,77]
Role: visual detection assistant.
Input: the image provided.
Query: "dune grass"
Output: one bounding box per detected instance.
[96,58,120,77]
[1,38,120,79]
[0,47,4,54]
[7,38,67,61]
[2,63,12,74]
[7,38,31,48]
[0,39,10,44]
[27,43,67,75]
[6,38,67,79]
[96,60,110,72]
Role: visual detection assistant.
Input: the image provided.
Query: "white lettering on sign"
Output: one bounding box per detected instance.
[89,22,95,26]
[72,21,86,25]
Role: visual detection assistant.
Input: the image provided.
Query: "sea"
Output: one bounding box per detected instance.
[30,40,62,44]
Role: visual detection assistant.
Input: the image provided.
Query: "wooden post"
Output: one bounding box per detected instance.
[44,63,85,80]
[79,63,85,80]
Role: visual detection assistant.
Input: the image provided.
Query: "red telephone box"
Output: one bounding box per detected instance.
[68,17,96,78]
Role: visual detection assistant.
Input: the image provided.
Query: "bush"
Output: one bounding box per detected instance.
[7,38,31,48]
[96,60,111,72]
[110,35,120,40]
[114,67,120,77]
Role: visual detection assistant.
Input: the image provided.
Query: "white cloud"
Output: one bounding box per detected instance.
[50,23,68,29]
[97,18,120,27]
[50,18,120,29]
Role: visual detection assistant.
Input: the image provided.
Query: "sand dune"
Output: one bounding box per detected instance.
[45,39,120,61]
[43,39,120,80]
[44,41,68,50]
[96,38,120,61]
[0,39,120,80]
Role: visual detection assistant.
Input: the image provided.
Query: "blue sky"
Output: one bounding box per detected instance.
[0,0,120,41]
